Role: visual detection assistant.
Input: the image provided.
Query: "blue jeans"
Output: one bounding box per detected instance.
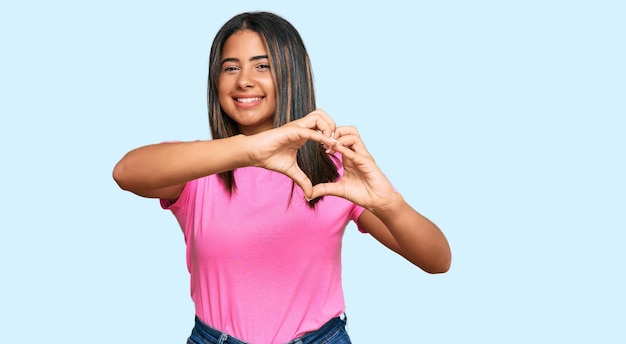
[187,314,351,344]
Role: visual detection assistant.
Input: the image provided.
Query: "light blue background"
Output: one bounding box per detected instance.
[1,1,624,343]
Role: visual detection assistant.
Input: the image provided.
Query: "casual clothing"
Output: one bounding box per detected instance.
[161,157,364,344]
[187,314,351,344]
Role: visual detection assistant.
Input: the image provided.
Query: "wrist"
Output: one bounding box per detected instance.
[368,191,406,218]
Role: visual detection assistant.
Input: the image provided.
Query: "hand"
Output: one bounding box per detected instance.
[310,126,399,210]
[246,110,337,197]
[283,109,337,138]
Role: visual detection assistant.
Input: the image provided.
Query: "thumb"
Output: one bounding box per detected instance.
[285,166,314,200]
[310,181,344,200]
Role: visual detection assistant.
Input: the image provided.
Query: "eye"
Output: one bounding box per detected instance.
[223,65,239,73]
[256,63,271,71]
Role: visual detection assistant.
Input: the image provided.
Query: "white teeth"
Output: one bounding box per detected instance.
[236,97,262,103]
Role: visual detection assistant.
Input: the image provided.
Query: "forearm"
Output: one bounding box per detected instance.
[369,193,452,273]
[113,135,249,193]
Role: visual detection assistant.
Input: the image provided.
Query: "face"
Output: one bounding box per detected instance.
[218,30,276,135]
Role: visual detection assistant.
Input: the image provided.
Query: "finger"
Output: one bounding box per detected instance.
[310,180,345,200]
[281,126,335,147]
[333,127,372,157]
[285,165,314,199]
[325,140,357,162]
[332,125,357,140]
[321,125,355,154]
[335,134,358,149]
[304,127,338,148]
[307,109,336,138]
[288,109,334,133]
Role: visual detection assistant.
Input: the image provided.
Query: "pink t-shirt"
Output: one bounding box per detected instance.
[161,161,365,343]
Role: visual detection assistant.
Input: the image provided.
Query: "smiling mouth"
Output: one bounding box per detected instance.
[235,97,263,103]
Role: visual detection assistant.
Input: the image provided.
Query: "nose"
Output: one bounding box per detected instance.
[237,68,254,89]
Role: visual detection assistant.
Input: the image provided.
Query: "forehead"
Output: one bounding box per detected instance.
[221,30,267,58]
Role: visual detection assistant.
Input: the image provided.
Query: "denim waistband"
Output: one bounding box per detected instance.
[188,314,348,344]
[288,314,347,344]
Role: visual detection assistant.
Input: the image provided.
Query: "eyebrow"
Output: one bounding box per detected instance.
[221,55,269,65]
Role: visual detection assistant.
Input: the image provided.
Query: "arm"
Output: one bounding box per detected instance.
[112,136,250,201]
[310,126,451,273]
[358,196,451,274]
[113,111,338,201]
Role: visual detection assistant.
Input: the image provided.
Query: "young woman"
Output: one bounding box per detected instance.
[113,11,451,344]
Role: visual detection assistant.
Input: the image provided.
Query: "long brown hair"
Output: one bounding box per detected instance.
[207,12,339,206]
